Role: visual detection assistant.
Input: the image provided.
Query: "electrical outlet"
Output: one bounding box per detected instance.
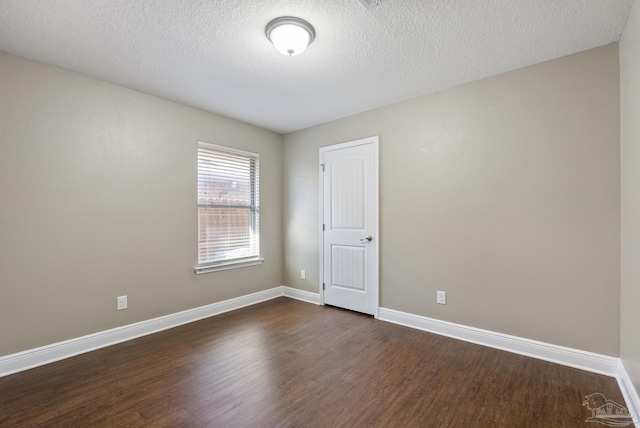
[300,269,306,280]
[437,291,446,305]
[117,295,128,310]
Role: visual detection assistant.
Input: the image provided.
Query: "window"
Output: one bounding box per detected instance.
[195,142,261,274]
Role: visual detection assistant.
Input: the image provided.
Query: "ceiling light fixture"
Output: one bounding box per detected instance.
[265,17,315,57]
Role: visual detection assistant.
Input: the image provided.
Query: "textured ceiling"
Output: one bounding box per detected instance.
[0,0,634,134]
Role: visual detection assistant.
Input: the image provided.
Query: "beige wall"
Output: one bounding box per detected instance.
[0,53,283,356]
[0,41,625,364]
[620,3,640,393]
[284,44,621,356]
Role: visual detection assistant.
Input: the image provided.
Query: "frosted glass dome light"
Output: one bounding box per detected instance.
[266,17,315,57]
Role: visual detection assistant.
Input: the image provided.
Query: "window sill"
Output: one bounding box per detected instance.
[194,257,264,275]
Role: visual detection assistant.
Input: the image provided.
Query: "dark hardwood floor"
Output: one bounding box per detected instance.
[0,298,627,427]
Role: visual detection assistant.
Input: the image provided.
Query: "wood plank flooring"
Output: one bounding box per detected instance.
[0,298,627,427]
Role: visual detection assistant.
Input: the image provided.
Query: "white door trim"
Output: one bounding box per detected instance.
[318,136,379,318]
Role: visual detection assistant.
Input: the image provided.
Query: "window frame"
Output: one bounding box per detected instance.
[194,142,263,275]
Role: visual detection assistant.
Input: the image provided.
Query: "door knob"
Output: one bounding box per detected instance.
[360,236,373,243]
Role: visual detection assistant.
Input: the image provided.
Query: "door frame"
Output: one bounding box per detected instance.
[318,136,380,318]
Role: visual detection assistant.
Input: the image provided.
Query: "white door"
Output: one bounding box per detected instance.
[320,136,379,316]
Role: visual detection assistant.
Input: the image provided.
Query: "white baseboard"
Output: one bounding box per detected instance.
[378,307,619,377]
[0,286,285,378]
[617,360,640,427]
[282,286,321,305]
[1,287,627,400]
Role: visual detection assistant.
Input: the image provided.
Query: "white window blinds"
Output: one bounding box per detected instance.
[197,142,260,268]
